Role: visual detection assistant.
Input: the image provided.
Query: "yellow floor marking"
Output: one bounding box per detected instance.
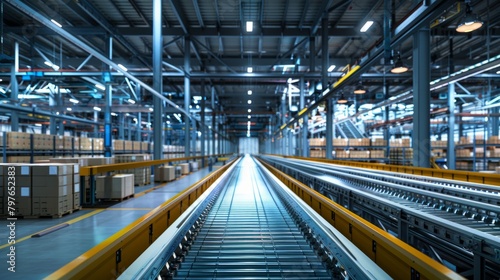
[0,209,104,249]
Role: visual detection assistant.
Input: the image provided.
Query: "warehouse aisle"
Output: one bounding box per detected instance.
[0,166,216,279]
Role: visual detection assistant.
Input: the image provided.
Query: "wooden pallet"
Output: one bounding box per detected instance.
[97,194,135,202]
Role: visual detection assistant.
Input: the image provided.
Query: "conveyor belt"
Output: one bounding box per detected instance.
[121,155,389,280]
[261,155,500,279]
[175,157,330,279]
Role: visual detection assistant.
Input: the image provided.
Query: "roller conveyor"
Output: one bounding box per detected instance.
[175,157,331,279]
[121,155,389,280]
[261,155,500,279]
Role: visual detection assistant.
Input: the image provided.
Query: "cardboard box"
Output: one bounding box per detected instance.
[179,163,190,175]
[33,184,71,197]
[32,196,68,216]
[154,166,176,182]
[96,174,134,200]
[190,161,199,172]
[32,164,71,176]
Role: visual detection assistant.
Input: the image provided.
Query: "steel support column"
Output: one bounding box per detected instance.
[94,111,99,137]
[492,107,499,136]
[127,118,132,141]
[200,78,206,166]
[322,16,332,159]
[412,28,431,168]
[57,85,64,135]
[10,64,19,132]
[447,83,456,169]
[300,77,309,157]
[184,36,191,157]
[119,113,125,139]
[136,112,142,141]
[153,0,163,161]
[309,37,315,72]
[211,87,216,165]
[104,36,113,157]
[384,83,390,152]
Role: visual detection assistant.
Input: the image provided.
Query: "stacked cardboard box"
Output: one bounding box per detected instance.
[431,140,447,148]
[80,138,93,151]
[333,138,348,146]
[96,174,134,200]
[456,161,473,170]
[309,138,326,146]
[456,149,472,158]
[92,138,104,151]
[459,137,472,145]
[113,140,125,151]
[372,139,387,147]
[310,149,326,158]
[190,161,199,172]
[475,135,485,145]
[349,151,370,158]
[62,136,77,150]
[487,136,500,144]
[141,142,149,151]
[431,149,446,157]
[7,132,30,150]
[179,163,190,175]
[389,148,413,165]
[335,150,350,158]
[348,138,370,146]
[31,164,74,217]
[115,154,151,186]
[2,164,33,216]
[0,166,5,215]
[48,158,83,210]
[370,150,385,158]
[154,166,176,182]
[390,138,411,147]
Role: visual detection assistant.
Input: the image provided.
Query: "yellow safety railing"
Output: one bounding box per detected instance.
[285,155,500,187]
[46,157,238,280]
[258,158,464,280]
[80,154,232,176]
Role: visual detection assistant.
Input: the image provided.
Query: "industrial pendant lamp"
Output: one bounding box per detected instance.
[353,81,366,94]
[337,94,348,104]
[456,1,483,33]
[390,53,408,74]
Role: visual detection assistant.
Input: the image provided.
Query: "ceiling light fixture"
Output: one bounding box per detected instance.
[69,98,79,104]
[391,53,409,74]
[456,1,483,33]
[360,20,374,32]
[248,90,252,95]
[50,19,62,28]
[353,81,366,94]
[337,94,348,104]
[248,100,252,104]
[111,112,118,116]
[149,107,154,112]
[247,66,253,73]
[128,98,136,104]
[246,21,253,32]
[66,107,72,111]
[248,115,251,119]
[93,106,101,111]
[248,109,252,113]
[327,65,336,72]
